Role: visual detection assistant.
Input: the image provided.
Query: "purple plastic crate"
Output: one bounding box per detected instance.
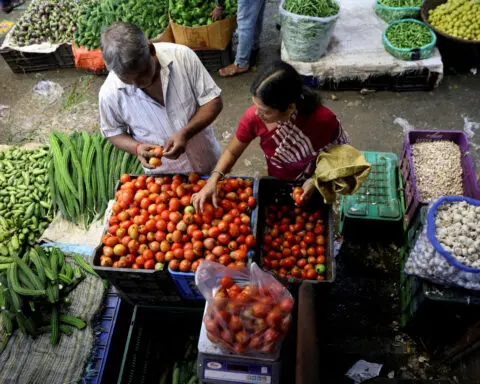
[400,130,480,226]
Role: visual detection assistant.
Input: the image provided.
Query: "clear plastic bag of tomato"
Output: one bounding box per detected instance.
[196,260,294,358]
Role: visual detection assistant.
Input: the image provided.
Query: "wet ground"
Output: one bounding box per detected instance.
[1,0,480,382]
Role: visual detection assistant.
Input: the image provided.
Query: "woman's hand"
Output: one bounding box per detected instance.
[211,6,224,21]
[191,180,218,213]
[300,178,316,204]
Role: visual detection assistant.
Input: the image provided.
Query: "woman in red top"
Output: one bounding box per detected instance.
[191,61,348,211]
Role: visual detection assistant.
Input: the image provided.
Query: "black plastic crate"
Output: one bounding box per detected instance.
[254,177,335,286]
[118,305,203,384]
[194,44,233,72]
[92,248,183,306]
[0,44,75,73]
[303,68,440,92]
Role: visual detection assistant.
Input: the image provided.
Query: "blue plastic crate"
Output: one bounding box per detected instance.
[169,176,259,300]
[82,287,122,384]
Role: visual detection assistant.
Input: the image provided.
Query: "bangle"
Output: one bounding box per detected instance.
[135,143,142,156]
[211,170,225,179]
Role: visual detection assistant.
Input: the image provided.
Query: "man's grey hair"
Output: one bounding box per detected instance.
[101,22,151,76]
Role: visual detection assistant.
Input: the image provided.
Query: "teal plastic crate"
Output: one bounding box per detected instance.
[339,151,404,235]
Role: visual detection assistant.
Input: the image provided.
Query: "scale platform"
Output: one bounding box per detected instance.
[197,309,282,384]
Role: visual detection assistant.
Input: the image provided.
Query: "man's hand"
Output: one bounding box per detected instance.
[163,132,187,159]
[136,143,156,169]
[211,6,224,21]
[191,180,218,213]
[301,178,316,204]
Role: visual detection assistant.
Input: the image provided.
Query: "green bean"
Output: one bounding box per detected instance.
[386,22,433,49]
[284,0,339,17]
[378,0,422,7]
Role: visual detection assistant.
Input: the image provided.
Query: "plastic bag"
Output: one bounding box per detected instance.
[405,196,480,290]
[196,261,294,358]
[33,80,64,104]
[279,0,339,62]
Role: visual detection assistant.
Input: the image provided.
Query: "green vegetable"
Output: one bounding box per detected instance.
[385,21,433,48]
[170,0,236,27]
[284,0,339,17]
[378,0,422,7]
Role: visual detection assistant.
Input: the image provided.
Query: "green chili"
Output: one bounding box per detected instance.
[386,22,433,49]
[378,0,423,7]
[284,0,339,17]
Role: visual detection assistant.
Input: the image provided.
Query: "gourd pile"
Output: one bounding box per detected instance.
[0,247,97,351]
[74,0,169,50]
[435,201,480,268]
[0,147,52,254]
[49,132,142,228]
[428,0,480,41]
[10,0,85,46]
[412,140,463,202]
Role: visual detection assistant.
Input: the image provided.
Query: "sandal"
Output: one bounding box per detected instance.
[218,64,249,78]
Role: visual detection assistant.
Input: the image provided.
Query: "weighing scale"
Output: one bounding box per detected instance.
[196,315,282,384]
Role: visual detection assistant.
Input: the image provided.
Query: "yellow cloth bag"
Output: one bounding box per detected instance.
[313,145,371,204]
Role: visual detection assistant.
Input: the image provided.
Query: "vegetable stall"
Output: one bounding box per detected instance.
[1,126,479,383]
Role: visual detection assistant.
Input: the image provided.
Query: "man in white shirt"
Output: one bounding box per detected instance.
[99,22,223,173]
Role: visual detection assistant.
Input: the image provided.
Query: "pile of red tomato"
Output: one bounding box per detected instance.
[99,174,257,271]
[204,276,293,355]
[262,203,327,281]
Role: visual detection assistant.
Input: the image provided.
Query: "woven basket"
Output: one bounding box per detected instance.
[383,19,436,61]
[375,0,422,23]
[421,0,480,45]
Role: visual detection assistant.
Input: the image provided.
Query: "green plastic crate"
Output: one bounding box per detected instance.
[339,152,404,235]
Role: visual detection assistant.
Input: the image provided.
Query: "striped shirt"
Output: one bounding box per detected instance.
[99,43,222,174]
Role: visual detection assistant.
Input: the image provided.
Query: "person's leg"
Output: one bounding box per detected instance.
[0,0,12,13]
[252,0,266,51]
[219,0,263,76]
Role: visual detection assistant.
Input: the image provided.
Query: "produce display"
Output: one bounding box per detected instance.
[378,0,422,7]
[385,21,434,48]
[412,140,463,202]
[158,336,198,384]
[283,0,339,17]
[170,0,237,27]
[49,132,142,228]
[428,0,480,41]
[261,196,327,281]
[100,174,256,271]
[0,147,52,254]
[0,246,95,351]
[74,0,169,50]
[435,201,480,268]
[10,0,85,46]
[203,273,293,355]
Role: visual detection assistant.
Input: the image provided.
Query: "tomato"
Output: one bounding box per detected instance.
[143,259,154,269]
[179,259,192,272]
[219,255,230,266]
[192,229,204,241]
[219,276,234,289]
[279,298,294,313]
[218,233,230,245]
[138,243,149,254]
[306,269,316,280]
[304,232,315,244]
[135,256,145,266]
[239,224,250,235]
[155,252,165,263]
[120,174,131,184]
[245,234,256,247]
[252,303,269,318]
[227,315,242,332]
[264,328,280,343]
[316,235,325,245]
[184,249,196,261]
[204,238,215,250]
[247,196,256,208]
[113,244,127,257]
[297,258,307,268]
[168,259,179,270]
[173,248,184,260]
[316,255,325,264]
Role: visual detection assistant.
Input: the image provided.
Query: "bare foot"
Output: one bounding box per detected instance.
[218,64,249,78]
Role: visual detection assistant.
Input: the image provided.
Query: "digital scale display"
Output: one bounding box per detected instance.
[203,359,272,383]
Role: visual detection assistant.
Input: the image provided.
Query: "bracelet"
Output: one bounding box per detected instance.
[211,170,225,179]
[135,143,142,156]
